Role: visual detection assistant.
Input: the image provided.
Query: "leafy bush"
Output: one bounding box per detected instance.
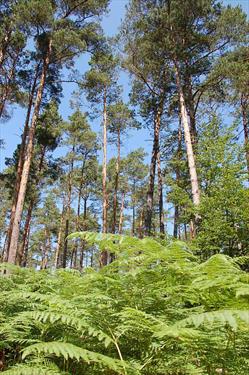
[0,233,248,374]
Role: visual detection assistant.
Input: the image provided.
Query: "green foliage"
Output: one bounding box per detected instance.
[196,115,249,256]
[0,234,248,374]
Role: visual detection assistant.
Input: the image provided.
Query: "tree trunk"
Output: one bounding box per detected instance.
[62,219,69,268]
[174,60,200,209]
[7,40,51,264]
[100,87,108,267]
[41,226,50,270]
[112,128,121,234]
[184,67,197,144]
[54,200,66,269]
[138,209,144,239]
[157,152,165,234]
[72,158,86,268]
[4,64,40,260]
[145,101,163,235]
[131,204,135,236]
[79,243,84,270]
[118,192,125,235]
[241,93,249,175]
[18,200,33,266]
[173,115,182,238]
[102,87,108,234]
[62,144,75,268]
[173,206,179,238]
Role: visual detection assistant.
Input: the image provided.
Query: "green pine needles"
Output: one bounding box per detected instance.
[0,233,248,374]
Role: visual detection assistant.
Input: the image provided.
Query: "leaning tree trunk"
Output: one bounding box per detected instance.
[4,64,40,260]
[18,144,46,265]
[100,87,108,267]
[157,152,165,234]
[7,39,52,264]
[174,60,200,213]
[184,64,197,144]
[145,100,163,235]
[112,128,121,234]
[241,93,249,176]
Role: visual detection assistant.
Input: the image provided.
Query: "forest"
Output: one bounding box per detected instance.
[0,0,248,374]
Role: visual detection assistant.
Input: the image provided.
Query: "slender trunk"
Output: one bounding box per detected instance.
[78,198,88,269]
[100,87,108,267]
[72,158,86,268]
[190,220,195,240]
[138,209,144,239]
[174,116,182,238]
[21,220,31,268]
[118,192,125,235]
[41,227,50,270]
[131,204,135,236]
[184,223,187,240]
[54,200,66,269]
[79,244,84,269]
[185,68,197,144]
[19,144,46,265]
[174,60,200,209]
[62,219,69,268]
[102,87,108,234]
[241,93,249,175]
[157,152,164,234]
[145,101,163,235]
[112,128,121,234]
[4,64,40,260]
[131,182,136,236]
[63,145,75,269]
[18,200,33,266]
[173,206,179,238]
[18,141,48,267]
[83,198,87,221]
[7,40,51,264]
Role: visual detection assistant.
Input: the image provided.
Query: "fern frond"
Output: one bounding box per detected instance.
[177,309,249,330]
[24,311,114,347]
[22,341,131,373]
[2,365,66,375]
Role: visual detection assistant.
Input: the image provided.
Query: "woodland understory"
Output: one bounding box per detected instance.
[0,0,248,374]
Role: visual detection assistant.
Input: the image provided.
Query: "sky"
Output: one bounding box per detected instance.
[0,0,248,173]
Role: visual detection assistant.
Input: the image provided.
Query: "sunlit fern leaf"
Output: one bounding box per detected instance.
[22,341,135,373]
[20,310,114,347]
[177,309,249,330]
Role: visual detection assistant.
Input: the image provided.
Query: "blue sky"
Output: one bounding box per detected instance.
[0,0,248,172]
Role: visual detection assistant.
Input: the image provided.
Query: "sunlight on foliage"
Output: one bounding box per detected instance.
[0,233,248,374]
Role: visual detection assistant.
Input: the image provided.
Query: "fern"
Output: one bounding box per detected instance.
[22,341,135,373]
[0,233,248,374]
[2,366,66,375]
[177,309,249,330]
